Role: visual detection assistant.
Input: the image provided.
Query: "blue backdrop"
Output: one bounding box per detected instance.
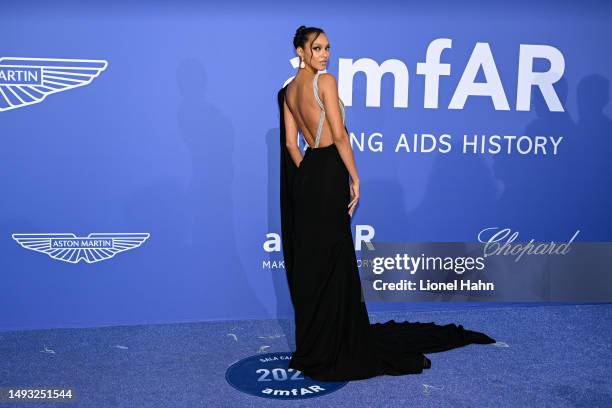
[1,0,611,331]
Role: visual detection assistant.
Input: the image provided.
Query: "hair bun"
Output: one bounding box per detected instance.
[293,25,323,50]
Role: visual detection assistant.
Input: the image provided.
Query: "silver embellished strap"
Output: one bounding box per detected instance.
[315,111,325,148]
[313,71,325,110]
[312,71,345,147]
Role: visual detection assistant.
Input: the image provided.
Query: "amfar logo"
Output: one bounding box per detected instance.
[287,38,565,112]
[0,57,108,112]
[12,233,149,264]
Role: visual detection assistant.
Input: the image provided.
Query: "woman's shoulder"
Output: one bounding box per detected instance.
[317,72,338,94]
[318,72,337,83]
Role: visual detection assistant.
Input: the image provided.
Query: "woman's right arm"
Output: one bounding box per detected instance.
[318,73,360,216]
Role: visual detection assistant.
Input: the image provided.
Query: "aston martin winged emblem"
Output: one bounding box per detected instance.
[0,57,108,112]
[12,233,149,264]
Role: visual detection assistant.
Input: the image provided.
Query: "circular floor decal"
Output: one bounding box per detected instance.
[225,352,348,400]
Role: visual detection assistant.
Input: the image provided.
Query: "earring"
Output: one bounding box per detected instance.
[300,59,305,69]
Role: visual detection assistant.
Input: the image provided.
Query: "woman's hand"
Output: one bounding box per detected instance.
[348,179,360,217]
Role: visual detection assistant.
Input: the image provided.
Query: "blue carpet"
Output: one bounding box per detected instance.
[1,304,611,407]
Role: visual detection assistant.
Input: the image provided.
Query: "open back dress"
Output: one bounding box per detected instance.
[277,71,496,381]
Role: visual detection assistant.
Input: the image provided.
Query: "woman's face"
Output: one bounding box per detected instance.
[300,32,330,71]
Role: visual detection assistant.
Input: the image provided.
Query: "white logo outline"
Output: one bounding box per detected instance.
[12,233,149,264]
[0,57,108,112]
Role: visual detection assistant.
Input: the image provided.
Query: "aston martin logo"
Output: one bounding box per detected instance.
[0,57,108,112]
[12,233,149,264]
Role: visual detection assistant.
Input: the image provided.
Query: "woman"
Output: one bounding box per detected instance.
[278,25,496,382]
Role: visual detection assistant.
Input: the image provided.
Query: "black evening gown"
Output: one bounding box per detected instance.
[277,86,495,382]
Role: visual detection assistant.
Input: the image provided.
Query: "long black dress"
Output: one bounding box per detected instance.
[277,75,496,382]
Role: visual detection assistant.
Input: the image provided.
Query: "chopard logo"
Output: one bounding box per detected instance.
[12,233,150,264]
[0,57,108,112]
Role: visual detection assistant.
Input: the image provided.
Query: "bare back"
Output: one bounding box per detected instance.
[284,72,345,149]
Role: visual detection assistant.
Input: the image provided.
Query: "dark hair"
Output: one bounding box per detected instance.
[293,25,325,67]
